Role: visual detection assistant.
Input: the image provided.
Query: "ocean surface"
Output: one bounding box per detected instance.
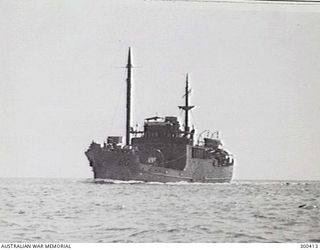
[0,178,319,243]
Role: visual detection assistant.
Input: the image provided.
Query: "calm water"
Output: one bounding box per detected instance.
[0,178,319,243]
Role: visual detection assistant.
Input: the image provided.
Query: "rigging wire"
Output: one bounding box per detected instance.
[109,69,126,135]
[190,110,199,132]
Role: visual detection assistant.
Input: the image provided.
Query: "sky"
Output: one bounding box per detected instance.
[1,0,320,180]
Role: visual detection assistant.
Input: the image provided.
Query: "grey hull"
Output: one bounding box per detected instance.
[86,145,233,183]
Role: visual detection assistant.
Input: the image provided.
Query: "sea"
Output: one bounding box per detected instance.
[0,178,319,243]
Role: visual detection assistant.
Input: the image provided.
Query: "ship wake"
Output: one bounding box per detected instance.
[91,178,231,186]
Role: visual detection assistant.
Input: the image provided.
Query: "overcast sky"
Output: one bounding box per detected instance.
[1,0,320,180]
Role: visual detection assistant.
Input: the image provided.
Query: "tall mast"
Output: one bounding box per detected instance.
[126,47,132,146]
[179,73,195,133]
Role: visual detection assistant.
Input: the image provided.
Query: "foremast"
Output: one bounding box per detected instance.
[126,47,132,146]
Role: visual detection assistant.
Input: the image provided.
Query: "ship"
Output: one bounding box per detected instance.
[85,48,234,183]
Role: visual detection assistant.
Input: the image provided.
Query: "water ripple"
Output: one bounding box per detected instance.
[0,178,319,242]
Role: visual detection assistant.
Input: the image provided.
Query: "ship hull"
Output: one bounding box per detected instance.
[86,145,233,183]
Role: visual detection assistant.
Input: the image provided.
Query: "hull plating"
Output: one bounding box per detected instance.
[86,145,233,183]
